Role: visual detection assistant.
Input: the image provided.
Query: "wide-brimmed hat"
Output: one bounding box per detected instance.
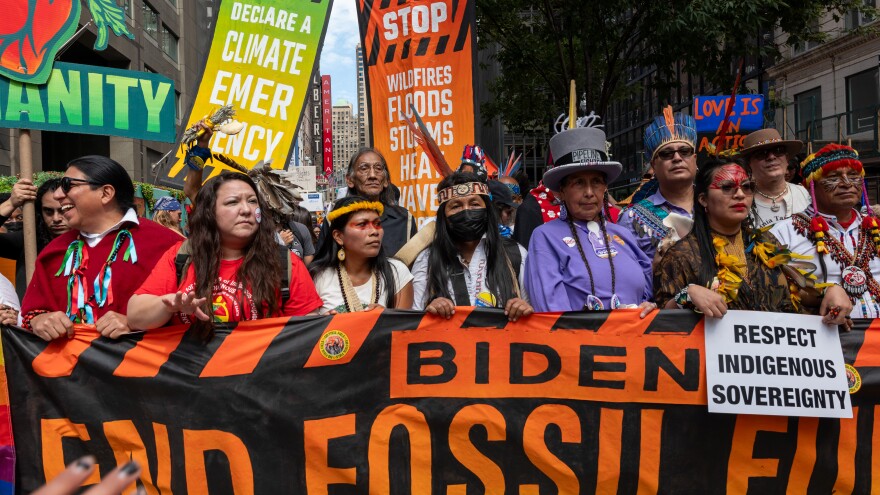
[737,128,802,159]
[543,127,622,191]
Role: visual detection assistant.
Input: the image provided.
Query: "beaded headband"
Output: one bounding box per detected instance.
[438,181,489,205]
[800,143,863,185]
[327,201,384,223]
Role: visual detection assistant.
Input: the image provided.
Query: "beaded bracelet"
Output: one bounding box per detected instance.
[674,285,694,309]
[21,309,50,331]
[185,146,211,171]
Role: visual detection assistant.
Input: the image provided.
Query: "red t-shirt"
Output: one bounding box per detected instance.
[135,241,322,324]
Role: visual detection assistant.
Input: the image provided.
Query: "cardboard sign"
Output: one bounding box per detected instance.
[705,310,851,418]
[0,62,175,142]
[288,165,317,191]
[693,95,764,133]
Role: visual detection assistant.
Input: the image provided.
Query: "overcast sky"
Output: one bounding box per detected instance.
[320,0,360,110]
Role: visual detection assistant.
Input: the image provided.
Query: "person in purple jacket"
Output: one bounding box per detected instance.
[524,121,656,316]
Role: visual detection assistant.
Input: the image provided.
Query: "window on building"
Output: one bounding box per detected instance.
[846,0,876,30]
[162,25,179,62]
[142,3,159,40]
[795,87,822,142]
[847,68,879,134]
[792,19,821,55]
[116,0,133,19]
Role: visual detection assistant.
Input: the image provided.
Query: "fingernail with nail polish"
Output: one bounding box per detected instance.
[120,461,140,477]
[74,456,94,471]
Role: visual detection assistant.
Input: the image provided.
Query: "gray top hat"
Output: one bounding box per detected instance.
[542,127,623,191]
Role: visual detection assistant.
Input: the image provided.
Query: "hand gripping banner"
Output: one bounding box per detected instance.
[2,310,880,493]
[357,0,476,225]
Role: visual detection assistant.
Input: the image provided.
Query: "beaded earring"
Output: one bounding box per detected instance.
[337,247,346,261]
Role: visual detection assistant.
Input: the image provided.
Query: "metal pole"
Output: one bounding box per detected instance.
[19,129,37,284]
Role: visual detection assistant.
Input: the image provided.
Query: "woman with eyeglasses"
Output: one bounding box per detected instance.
[654,158,851,319]
[20,156,182,340]
[310,196,413,314]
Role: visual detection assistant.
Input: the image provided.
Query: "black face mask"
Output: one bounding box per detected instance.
[4,222,22,232]
[447,208,488,242]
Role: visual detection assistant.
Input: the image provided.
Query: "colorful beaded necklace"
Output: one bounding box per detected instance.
[54,230,138,323]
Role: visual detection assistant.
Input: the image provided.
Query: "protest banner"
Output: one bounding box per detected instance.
[0,62,175,142]
[2,310,880,493]
[168,0,334,181]
[693,95,765,154]
[357,0,476,225]
[705,310,851,418]
[288,165,318,191]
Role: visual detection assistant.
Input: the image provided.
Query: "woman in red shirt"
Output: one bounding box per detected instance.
[128,174,322,339]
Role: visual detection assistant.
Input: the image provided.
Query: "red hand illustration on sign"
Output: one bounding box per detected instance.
[0,0,134,84]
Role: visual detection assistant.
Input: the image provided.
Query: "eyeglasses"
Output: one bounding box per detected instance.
[60,177,101,193]
[656,146,695,161]
[818,174,862,192]
[710,180,756,196]
[355,162,386,176]
[752,146,788,161]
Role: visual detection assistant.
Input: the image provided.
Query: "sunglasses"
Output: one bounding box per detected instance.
[60,177,102,193]
[752,145,788,161]
[656,146,695,160]
[710,180,756,196]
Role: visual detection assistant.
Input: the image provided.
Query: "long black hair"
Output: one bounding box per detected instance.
[35,178,62,249]
[66,155,135,212]
[189,173,282,339]
[426,172,518,306]
[693,157,754,286]
[310,195,397,307]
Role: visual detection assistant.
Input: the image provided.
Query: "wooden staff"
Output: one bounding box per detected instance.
[19,129,37,284]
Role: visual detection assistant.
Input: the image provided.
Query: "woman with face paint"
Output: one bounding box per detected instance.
[128,174,322,338]
[310,196,413,314]
[410,172,533,321]
[654,158,851,319]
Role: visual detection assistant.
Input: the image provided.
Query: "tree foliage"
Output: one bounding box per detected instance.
[475,0,874,131]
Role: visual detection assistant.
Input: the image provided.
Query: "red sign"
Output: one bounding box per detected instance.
[321,75,333,178]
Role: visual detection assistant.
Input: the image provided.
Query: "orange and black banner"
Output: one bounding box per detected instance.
[357,0,476,225]
[2,310,880,493]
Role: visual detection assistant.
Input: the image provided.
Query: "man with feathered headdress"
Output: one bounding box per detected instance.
[619,106,698,261]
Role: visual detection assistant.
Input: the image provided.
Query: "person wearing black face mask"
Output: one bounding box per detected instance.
[410,172,533,321]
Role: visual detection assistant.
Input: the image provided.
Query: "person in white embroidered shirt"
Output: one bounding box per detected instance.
[771,144,871,321]
[411,172,532,321]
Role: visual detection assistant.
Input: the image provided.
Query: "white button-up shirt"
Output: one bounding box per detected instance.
[772,208,880,318]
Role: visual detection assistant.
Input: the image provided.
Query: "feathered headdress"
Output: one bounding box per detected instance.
[643,106,697,161]
[212,154,305,220]
[401,105,454,178]
[500,148,522,178]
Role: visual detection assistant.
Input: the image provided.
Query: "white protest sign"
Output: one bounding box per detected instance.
[300,192,324,212]
[705,310,851,418]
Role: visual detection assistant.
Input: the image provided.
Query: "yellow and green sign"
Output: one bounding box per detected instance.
[0,62,176,142]
[169,0,334,180]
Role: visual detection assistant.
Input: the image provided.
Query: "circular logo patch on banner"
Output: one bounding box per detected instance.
[846,364,862,394]
[320,330,350,360]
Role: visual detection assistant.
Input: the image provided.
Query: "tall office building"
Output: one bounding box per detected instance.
[0,0,215,183]
[356,44,371,149]
[330,103,359,200]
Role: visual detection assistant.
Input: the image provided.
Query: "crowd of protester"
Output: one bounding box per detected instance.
[1,105,869,341]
